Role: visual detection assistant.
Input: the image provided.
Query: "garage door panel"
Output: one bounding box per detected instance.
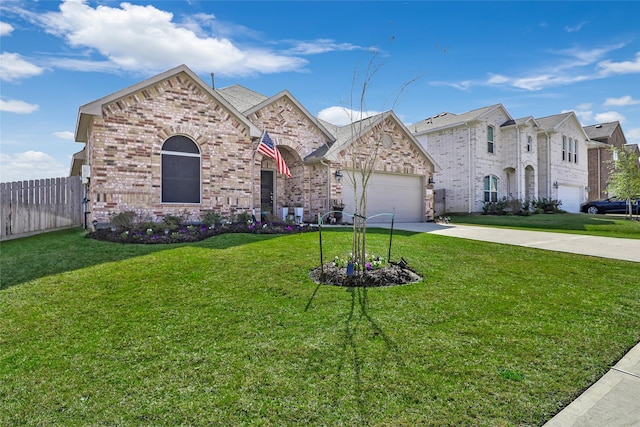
[557,185,582,213]
[342,172,423,223]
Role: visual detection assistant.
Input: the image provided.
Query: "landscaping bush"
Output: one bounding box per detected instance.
[87,220,316,244]
[532,197,563,214]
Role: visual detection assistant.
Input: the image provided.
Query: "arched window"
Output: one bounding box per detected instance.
[161,135,201,203]
[484,175,498,202]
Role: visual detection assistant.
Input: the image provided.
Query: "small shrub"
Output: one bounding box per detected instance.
[162,213,186,228]
[110,211,136,230]
[482,198,509,215]
[532,198,563,214]
[236,212,252,223]
[201,210,222,226]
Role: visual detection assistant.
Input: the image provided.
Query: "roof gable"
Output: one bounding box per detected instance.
[535,111,589,141]
[312,111,440,171]
[248,90,336,142]
[75,64,261,142]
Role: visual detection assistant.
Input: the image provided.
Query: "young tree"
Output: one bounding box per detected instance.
[606,146,640,219]
[342,54,419,276]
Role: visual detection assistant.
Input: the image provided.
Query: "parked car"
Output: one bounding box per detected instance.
[580,197,639,215]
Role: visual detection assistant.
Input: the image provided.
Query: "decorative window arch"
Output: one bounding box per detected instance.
[161,135,201,203]
[483,175,498,202]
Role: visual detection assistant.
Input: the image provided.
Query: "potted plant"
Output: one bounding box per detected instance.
[294,202,304,224]
[332,199,345,223]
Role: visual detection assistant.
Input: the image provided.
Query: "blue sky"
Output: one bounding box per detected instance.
[1,0,639,182]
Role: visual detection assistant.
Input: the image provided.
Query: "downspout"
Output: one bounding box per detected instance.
[467,123,472,213]
[516,126,520,200]
[546,132,552,197]
[597,148,601,198]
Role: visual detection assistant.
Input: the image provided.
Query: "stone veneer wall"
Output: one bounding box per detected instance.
[87,73,254,223]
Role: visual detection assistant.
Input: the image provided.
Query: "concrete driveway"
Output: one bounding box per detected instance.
[376,222,640,263]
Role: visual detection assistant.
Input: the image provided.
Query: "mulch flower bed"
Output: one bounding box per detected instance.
[309,261,422,288]
[86,222,316,244]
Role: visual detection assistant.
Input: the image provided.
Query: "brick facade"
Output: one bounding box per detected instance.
[76,66,437,224]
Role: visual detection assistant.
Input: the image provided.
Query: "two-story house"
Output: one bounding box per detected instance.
[411,105,591,213]
[583,121,628,201]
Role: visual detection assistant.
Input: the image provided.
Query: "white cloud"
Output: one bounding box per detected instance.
[573,110,593,124]
[625,127,640,144]
[0,52,44,81]
[449,44,631,91]
[0,151,68,183]
[604,95,640,107]
[317,106,382,126]
[53,131,75,140]
[594,111,626,123]
[0,98,39,114]
[565,21,588,33]
[30,0,308,77]
[0,21,14,36]
[285,39,362,55]
[597,52,640,75]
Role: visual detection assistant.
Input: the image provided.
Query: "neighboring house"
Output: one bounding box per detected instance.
[411,105,592,213]
[583,121,628,201]
[71,64,438,225]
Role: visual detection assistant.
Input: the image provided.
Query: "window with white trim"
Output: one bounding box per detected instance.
[487,126,495,153]
[574,139,578,163]
[568,138,573,162]
[161,135,201,203]
[527,135,532,152]
[562,136,567,161]
[484,175,498,202]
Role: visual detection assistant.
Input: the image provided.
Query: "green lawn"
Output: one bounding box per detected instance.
[1,228,639,426]
[449,213,640,239]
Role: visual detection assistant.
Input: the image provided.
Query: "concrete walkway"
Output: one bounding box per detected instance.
[370,221,640,425]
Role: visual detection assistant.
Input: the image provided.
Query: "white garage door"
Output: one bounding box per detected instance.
[557,185,582,213]
[341,172,423,223]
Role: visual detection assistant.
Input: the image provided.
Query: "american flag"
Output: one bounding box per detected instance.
[257,131,291,177]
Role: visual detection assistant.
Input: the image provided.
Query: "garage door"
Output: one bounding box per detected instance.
[557,185,582,213]
[341,172,423,223]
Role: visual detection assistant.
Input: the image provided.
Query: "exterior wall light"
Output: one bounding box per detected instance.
[335,170,343,182]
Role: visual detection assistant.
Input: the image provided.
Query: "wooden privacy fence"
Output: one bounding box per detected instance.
[1,176,83,240]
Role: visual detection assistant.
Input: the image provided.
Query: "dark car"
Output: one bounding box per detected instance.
[580,197,639,215]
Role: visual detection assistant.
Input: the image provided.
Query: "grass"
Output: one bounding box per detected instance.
[1,227,639,426]
[449,213,640,239]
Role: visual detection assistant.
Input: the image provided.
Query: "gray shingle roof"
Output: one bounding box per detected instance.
[535,112,574,130]
[216,84,268,113]
[583,121,620,142]
[411,104,505,134]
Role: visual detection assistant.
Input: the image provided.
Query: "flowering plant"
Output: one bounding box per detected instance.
[333,253,386,271]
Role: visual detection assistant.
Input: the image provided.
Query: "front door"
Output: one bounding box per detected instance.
[260,170,274,217]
